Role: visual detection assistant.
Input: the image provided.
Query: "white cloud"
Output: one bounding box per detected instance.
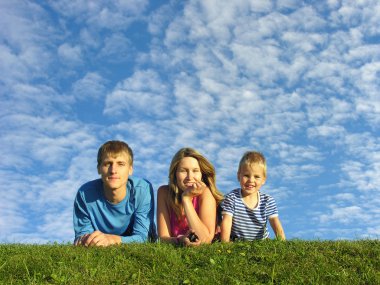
[0,173,29,236]
[334,0,379,29]
[340,160,380,191]
[0,1,55,86]
[37,208,74,242]
[231,43,283,84]
[282,32,327,53]
[0,113,99,243]
[147,2,174,36]
[319,205,372,225]
[319,206,356,224]
[249,0,273,13]
[276,0,300,11]
[104,69,170,117]
[79,28,101,49]
[345,44,380,64]
[271,163,324,182]
[72,72,107,100]
[49,0,149,30]
[269,143,324,163]
[327,193,356,202]
[342,132,379,158]
[307,125,346,140]
[97,33,134,62]
[58,43,83,65]
[47,0,101,18]
[0,44,28,84]
[0,1,50,49]
[354,62,380,125]
[365,226,380,238]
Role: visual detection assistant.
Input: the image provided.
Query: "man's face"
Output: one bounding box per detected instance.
[97,151,133,193]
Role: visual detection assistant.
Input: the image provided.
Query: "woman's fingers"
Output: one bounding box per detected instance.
[182,180,207,197]
[192,180,206,191]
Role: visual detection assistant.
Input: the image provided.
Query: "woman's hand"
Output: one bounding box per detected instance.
[181,181,217,244]
[182,179,207,199]
[177,231,201,247]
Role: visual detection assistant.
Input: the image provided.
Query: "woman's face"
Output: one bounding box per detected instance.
[175,157,203,191]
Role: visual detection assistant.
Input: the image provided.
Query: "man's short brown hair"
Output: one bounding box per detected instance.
[97,140,133,167]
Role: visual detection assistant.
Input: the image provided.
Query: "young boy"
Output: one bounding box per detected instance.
[220,151,285,241]
[73,140,156,246]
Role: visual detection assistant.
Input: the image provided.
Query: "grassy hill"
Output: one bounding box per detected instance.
[1,240,379,284]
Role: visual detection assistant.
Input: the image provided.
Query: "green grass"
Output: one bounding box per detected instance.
[0,240,379,284]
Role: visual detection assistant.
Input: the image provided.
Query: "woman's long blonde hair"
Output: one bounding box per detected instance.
[168,147,224,218]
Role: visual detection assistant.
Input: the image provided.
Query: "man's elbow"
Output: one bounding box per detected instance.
[127,232,149,243]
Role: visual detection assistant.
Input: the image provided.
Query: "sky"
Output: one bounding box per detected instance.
[0,0,379,243]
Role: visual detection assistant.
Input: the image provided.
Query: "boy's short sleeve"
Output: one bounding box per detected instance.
[266,195,278,219]
[221,191,236,217]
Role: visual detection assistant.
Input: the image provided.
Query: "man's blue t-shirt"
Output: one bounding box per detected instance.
[73,176,156,243]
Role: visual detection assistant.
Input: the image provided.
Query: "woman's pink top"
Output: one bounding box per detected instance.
[170,196,200,237]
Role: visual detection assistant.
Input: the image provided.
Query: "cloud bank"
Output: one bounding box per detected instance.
[0,0,379,242]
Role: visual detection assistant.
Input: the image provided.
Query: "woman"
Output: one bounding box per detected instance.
[157,148,223,246]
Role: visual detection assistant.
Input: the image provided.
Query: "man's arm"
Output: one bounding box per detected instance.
[121,179,155,243]
[73,190,95,244]
[78,231,122,246]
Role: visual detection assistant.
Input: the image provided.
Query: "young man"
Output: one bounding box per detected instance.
[73,140,156,246]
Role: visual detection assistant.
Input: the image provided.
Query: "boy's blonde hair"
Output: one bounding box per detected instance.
[238,151,267,178]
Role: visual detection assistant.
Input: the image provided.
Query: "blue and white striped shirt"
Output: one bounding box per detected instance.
[221,188,278,240]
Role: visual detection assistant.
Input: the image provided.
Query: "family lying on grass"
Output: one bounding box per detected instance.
[73,140,285,247]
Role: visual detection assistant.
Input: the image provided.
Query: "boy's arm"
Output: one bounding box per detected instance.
[269,216,286,240]
[220,213,233,242]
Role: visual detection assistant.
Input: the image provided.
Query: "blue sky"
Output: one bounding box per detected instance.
[1,0,379,243]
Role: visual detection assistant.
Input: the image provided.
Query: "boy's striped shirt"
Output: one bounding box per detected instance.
[222,188,278,240]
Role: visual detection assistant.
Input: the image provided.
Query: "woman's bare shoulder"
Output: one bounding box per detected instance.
[157,185,170,195]
[199,186,214,202]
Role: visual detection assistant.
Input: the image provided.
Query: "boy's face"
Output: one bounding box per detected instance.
[97,151,133,193]
[238,163,266,197]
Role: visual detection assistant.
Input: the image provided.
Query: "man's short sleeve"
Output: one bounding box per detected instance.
[73,185,95,240]
[121,178,155,243]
